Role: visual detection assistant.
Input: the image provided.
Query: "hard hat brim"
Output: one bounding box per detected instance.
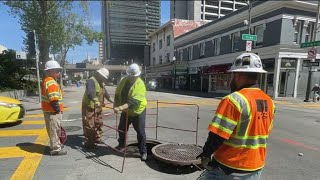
[44,67,62,71]
[97,70,109,79]
[228,68,267,73]
[126,69,141,77]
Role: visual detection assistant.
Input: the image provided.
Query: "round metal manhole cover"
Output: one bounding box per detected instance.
[152,143,202,166]
[64,126,82,132]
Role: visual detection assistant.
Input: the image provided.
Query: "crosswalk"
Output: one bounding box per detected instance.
[0,113,48,180]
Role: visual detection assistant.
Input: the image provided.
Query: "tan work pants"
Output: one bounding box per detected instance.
[43,112,63,153]
[82,103,103,147]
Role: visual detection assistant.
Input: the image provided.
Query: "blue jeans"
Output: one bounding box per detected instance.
[198,167,263,180]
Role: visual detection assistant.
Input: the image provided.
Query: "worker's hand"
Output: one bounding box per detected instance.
[94,101,101,108]
[108,97,114,103]
[196,153,212,170]
[113,107,120,113]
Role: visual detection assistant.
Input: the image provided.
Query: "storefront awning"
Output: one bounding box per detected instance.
[203,63,232,74]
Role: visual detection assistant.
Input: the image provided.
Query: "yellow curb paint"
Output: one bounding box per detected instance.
[0,147,29,159]
[21,120,45,125]
[0,129,44,137]
[10,127,48,180]
[25,114,44,118]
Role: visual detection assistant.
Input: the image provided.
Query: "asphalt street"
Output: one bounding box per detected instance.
[0,86,320,180]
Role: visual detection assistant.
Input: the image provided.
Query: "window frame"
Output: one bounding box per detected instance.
[159,39,163,49]
[254,24,265,47]
[294,20,303,44]
[159,55,163,64]
[167,35,171,46]
[231,31,241,52]
[214,38,221,56]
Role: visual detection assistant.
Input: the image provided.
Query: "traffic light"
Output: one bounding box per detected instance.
[27,32,36,57]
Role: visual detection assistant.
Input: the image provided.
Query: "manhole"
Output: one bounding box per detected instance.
[64,126,82,132]
[152,143,202,166]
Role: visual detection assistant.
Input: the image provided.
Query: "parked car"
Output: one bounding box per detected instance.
[0,96,25,124]
[147,79,157,91]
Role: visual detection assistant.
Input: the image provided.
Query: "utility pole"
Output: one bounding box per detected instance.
[304,0,320,102]
[34,30,41,103]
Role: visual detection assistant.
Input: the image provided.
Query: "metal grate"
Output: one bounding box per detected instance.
[152,143,202,166]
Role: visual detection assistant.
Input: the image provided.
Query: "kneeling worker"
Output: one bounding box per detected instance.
[113,63,148,161]
[82,68,113,148]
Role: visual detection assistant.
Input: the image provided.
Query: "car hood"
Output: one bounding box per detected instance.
[0,96,22,105]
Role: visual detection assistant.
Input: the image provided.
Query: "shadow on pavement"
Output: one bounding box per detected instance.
[16,142,50,156]
[0,120,22,128]
[64,134,122,172]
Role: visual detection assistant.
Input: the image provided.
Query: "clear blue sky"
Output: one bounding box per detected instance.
[0,1,170,63]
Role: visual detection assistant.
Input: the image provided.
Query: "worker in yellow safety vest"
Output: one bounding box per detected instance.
[197,53,276,180]
[41,60,67,156]
[82,68,113,149]
[113,63,148,161]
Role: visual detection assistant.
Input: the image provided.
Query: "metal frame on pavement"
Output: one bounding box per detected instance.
[93,100,200,173]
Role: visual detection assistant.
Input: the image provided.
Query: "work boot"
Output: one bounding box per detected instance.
[50,149,67,156]
[141,153,147,161]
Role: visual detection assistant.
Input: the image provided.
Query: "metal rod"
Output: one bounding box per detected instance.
[121,111,129,173]
[196,105,200,146]
[305,0,320,102]
[156,100,158,140]
[157,125,197,133]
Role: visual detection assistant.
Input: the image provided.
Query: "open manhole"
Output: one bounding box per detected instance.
[126,139,162,156]
[152,143,202,166]
[64,126,82,132]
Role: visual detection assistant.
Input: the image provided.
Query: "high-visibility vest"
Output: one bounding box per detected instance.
[82,76,104,109]
[41,76,64,112]
[114,76,147,116]
[208,88,275,171]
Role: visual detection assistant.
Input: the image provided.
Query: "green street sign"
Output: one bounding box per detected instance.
[242,34,257,41]
[300,41,320,48]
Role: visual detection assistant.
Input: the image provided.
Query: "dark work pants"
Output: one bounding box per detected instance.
[118,109,147,154]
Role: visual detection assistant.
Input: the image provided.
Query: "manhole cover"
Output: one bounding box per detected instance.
[64,126,82,132]
[152,143,202,166]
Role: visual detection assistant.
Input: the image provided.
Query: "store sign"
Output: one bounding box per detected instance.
[175,62,188,75]
[280,59,296,69]
[189,67,199,74]
[159,71,172,76]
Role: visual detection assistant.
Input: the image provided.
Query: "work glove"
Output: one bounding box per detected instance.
[113,103,129,113]
[108,97,114,103]
[196,153,213,170]
[93,98,101,108]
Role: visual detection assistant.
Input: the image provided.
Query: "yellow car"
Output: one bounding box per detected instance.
[0,96,25,124]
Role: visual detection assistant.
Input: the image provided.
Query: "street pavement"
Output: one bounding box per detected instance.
[0,85,320,180]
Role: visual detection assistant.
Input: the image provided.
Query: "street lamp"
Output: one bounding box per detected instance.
[172,56,176,90]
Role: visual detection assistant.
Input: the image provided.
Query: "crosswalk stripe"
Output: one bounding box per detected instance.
[0,129,45,137]
[21,120,45,125]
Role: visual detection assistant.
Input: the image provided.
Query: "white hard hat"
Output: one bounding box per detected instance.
[44,60,62,71]
[315,84,319,87]
[228,53,267,73]
[126,63,141,77]
[97,68,109,79]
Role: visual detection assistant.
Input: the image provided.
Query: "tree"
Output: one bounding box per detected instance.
[4,1,100,70]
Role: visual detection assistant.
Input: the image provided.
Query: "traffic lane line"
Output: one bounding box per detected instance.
[10,127,48,180]
[271,136,320,152]
[0,147,30,159]
[0,129,44,137]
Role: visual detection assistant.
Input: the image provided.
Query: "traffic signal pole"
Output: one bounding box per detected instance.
[304,1,320,102]
[34,30,42,103]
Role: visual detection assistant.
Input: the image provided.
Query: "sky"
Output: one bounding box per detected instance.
[0,0,170,63]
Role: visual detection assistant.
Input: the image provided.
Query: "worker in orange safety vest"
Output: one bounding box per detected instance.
[197,53,276,180]
[41,60,67,156]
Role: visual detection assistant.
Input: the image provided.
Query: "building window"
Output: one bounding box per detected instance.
[166,53,170,62]
[231,32,240,52]
[188,46,193,61]
[152,57,156,66]
[167,35,171,46]
[200,42,205,57]
[305,21,314,42]
[159,39,162,49]
[179,49,183,61]
[214,38,221,55]
[153,42,155,52]
[254,24,265,47]
[159,55,162,64]
[294,20,303,44]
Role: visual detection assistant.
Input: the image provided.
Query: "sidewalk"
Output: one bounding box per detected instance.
[156,89,228,99]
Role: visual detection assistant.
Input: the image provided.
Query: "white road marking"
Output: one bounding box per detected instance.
[62,118,82,122]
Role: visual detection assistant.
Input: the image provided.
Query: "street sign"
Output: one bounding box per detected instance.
[280,59,296,69]
[300,41,320,48]
[308,47,317,59]
[302,62,320,67]
[246,41,252,51]
[242,34,257,41]
[16,51,27,60]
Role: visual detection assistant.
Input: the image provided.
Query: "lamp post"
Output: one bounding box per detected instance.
[172,56,176,90]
